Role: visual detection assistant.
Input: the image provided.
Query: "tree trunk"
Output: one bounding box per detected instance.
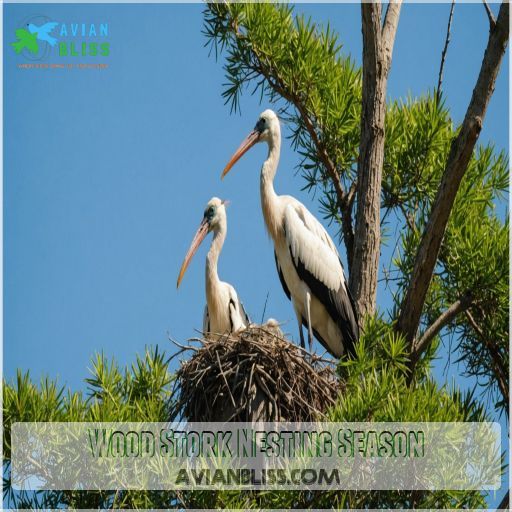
[350,0,402,320]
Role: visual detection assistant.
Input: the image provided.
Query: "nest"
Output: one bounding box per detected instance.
[169,323,341,422]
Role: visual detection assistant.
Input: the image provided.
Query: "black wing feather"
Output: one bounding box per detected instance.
[204,306,210,333]
[290,246,358,357]
[240,301,250,325]
[228,298,236,332]
[298,313,332,355]
[274,251,291,301]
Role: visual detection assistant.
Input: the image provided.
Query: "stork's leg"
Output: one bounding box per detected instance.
[305,291,313,352]
[294,304,306,349]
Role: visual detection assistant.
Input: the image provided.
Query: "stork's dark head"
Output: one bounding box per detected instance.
[176,197,228,288]
[221,109,280,179]
[203,196,227,232]
[254,109,279,143]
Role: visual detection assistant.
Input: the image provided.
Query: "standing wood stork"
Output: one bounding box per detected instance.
[222,110,359,357]
[177,197,250,336]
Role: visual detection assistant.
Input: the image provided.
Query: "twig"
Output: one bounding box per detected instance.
[483,0,497,29]
[346,179,358,210]
[437,0,456,103]
[216,350,237,409]
[254,373,279,420]
[260,291,269,323]
[411,291,473,366]
[168,337,199,355]
[398,202,416,233]
[465,309,508,406]
[497,490,509,511]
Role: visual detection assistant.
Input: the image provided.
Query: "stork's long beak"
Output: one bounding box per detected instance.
[176,219,209,288]
[221,130,260,179]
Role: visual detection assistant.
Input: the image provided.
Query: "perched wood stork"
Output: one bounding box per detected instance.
[222,110,359,357]
[177,197,250,336]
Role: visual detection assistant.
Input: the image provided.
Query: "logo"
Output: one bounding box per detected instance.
[11,15,109,61]
[11,15,57,60]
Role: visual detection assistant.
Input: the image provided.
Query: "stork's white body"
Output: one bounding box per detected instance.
[225,110,358,357]
[177,197,249,337]
[202,223,249,335]
[266,198,352,357]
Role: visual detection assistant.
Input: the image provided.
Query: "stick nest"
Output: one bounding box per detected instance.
[169,324,341,422]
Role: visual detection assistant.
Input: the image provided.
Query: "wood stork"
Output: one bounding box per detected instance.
[177,197,250,336]
[222,110,359,357]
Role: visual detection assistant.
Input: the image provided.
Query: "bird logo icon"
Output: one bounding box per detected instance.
[11,17,59,58]
[28,22,58,46]
[11,28,39,55]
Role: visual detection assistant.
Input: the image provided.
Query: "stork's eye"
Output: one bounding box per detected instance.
[205,205,216,219]
[256,118,266,132]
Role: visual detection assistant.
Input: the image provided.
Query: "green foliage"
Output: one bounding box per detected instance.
[3,337,492,510]
[383,93,453,212]
[335,317,486,423]
[3,347,178,509]
[392,137,509,411]
[302,321,487,509]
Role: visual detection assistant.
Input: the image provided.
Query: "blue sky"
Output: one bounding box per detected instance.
[3,2,508,502]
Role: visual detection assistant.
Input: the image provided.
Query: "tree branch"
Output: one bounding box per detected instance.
[349,0,402,320]
[465,309,508,408]
[341,204,355,271]
[483,0,497,29]
[411,291,473,366]
[396,2,509,344]
[346,179,357,209]
[382,0,402,60]
[437,0,456,103]
[497,491,509,511]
